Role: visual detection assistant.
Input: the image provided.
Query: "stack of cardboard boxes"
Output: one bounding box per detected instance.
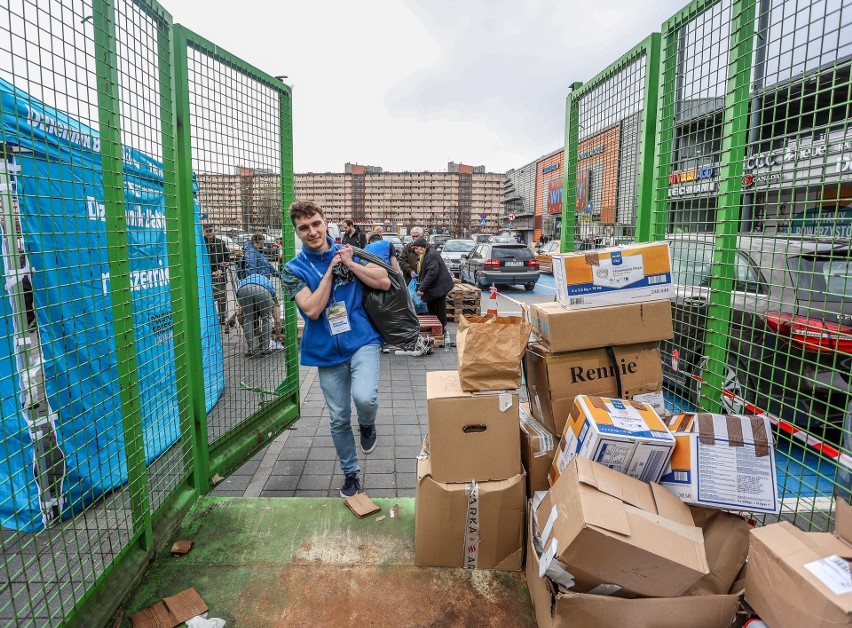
[415,370,526,570]
[521,243,781,626]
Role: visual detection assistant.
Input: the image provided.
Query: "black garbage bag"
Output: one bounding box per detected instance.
[351,247,421,351]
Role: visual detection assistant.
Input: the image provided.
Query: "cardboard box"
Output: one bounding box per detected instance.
[426,371,521,483]
[552,241,673,310]
[526,504,739,628]
[520,402,557,496]
[414,452,526,570]
[686,507,751,596]
[549,395,675,485]
[526,300,673,353]
[524,342,664,437]
[659,413,779,514]
[745,500,852,628]
[536,457,709,598]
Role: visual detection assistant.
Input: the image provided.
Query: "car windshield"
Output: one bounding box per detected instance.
[790,250,852,302]
[491,237,515,243]
[670,240,713,287]
[443,240,475,253]
[385,234,401,243]
[492,246,533,260]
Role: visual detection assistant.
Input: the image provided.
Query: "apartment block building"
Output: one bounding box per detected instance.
[293,162,505,235]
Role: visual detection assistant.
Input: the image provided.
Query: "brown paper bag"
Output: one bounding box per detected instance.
[456,315,532,391]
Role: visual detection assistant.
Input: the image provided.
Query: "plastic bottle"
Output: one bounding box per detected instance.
[444,330,451,351]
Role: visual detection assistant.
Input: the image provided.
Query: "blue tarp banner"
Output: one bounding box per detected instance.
[0,78,224,531]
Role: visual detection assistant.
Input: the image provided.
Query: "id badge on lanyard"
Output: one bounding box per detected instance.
[326,301,351,336]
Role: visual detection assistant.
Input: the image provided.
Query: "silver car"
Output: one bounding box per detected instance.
[440,239,475,276]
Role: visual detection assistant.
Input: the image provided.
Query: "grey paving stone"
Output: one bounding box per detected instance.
[297,475,332,491]
[365,488,398,498]
[395,459,419,475]
[363,458,394,474]
[278,447,309,461]
[260,490,296,497]
[394,433,425,447]
[285,436,317,449]
[214,475,251,492]
[296,490,334,497]
[395,472,417,491]
[394,424,424,436]
[308,446,339,461]
[303,460,336,476]
[269,460,305,476]
[264,475,299,491]
[232,459,261,475]
[362,473,397,490]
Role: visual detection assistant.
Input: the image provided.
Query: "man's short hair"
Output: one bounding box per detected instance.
[203,224,214,232]
[289,200,324,225]
[410,227,423,237]
[252,232,265,244]
[368,231,383,244]
[343,219,355,228]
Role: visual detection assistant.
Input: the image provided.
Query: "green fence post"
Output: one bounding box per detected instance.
[698,0,756,412]
[561,82,583,253]
[171,24,211,492]
[92,0,152,548]
[652,23,680,243]
[634,34,662,243]
[279,86,300,400]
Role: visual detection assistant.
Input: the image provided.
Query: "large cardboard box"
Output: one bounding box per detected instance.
[414,452,526,570]
[549,395,675,486]
[527,300,673,353]
[659,413,779,514]
[524,342,664,436]
[426,371,521,483]
[745,500,852,628]
[535,457,709,598]
[526,504,740,628]
[551,241,674,310]
[520,403,557,496]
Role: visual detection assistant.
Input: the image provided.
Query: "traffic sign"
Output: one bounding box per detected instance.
[480,212,487,220]
[480,218,487,226]
[508,213,515,221]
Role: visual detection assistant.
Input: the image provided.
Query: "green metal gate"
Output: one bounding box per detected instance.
[0,1,297,625]
[564,0,851,531]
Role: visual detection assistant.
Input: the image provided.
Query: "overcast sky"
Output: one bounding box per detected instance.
[169,0,687,174]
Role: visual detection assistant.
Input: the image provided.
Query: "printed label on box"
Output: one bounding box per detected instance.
[591,255,645,289]
[632,391,666,414]
[593,441,633,469]
[696,439,777,512]
[804,555,852,596]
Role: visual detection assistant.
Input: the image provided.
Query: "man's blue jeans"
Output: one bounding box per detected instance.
[317,343,381,476]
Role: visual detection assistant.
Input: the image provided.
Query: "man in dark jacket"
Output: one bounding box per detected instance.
[204,225,230,325]
[411,237,454,332]
[397,226,423,284]
[341,219,367,249]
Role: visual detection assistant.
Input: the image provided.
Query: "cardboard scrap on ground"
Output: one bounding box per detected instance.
[344,492,381,518]
[170,540,194,556]
[130,588,208,628]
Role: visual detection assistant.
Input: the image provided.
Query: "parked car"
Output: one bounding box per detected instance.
[384,233,403,253]
[440,239,475,276]
[428,234,451,252]
[403,235,414,245]
[470,233,492,244]
[218,234,241,261]
[661,233,852,436]
[459,242,540,291]
[535,240,560,274]
[488,235,516,244]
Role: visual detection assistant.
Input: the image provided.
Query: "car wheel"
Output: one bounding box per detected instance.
[524,282,535,292]
[476,272,488,288]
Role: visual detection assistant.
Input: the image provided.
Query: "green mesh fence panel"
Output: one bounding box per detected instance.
[654,0,851,531]
[179,30,297,451]
[569,44,654,251]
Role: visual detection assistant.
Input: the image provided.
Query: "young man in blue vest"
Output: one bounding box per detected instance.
[281,200,390,498]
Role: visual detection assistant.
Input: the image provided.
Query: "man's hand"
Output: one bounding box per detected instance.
[417,290,424,296]
[327,252,342,276]
[338,245,354,267]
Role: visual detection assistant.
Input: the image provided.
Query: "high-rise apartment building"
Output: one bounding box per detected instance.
[294,162,505,235]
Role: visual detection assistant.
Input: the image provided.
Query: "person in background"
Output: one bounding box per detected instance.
[411,237,454,333]
[203,225,229,326]
[236,232,282,355]
[398,225,424,284]
[365,231,401,272]
[282,200,390,498]
[341,219,367,249]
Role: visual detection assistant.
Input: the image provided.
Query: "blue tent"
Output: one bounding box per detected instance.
[0,78,224,531]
